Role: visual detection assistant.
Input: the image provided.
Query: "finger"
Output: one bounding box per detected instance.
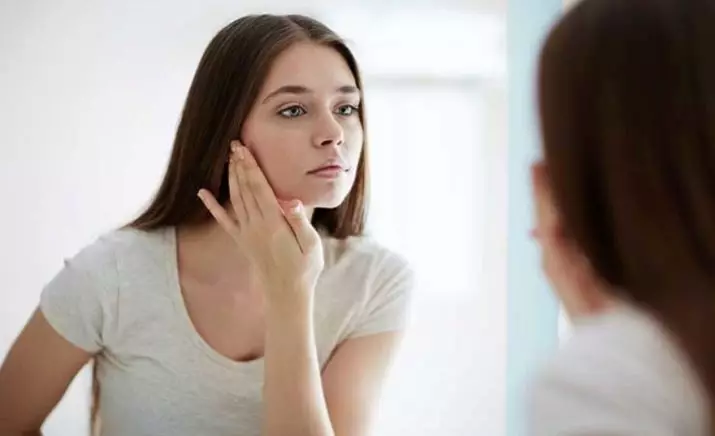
[281,200,318,253]
[227,149,248,225]
[197,189,239,236]
[232,142,261,220]
[240,146,281,221]
[277,199,301,243]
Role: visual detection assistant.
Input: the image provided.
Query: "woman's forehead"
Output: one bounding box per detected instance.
[258,43,357,98]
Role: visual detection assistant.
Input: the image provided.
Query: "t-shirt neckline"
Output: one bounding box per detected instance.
[162,226,265,371]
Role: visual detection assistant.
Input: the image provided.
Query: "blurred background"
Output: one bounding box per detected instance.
[0,0,567,434]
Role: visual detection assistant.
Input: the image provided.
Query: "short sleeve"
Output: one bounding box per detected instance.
[527,309,694,436]
[39,237,117,353]
[349,252,415,339]
[528,367,677,436]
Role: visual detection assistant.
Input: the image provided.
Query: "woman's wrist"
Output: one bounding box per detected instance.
[264,287,317,359]
[264,285,314,319]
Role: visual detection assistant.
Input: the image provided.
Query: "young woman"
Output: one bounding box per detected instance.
[529,0,715,434]
[0,14,413,436]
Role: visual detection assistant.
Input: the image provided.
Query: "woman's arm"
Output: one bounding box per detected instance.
[321,333,402,436]
[0,309,92,435]
[263,294,403,436]
[262,296,332,436]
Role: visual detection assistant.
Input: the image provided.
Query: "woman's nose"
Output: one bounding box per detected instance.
[313,113,344,147]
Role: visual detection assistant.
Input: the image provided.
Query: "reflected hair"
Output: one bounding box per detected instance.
[539,0,715,429]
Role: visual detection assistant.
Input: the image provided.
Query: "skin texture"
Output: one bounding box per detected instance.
[241,42,364,210]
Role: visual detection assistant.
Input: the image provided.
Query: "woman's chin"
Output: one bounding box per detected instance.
[273,187,350,210]
[299,193,348,210]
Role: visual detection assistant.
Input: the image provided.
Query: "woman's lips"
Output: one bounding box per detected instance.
[307,165,347,178]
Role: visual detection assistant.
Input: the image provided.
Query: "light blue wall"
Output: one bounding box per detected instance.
[506,1,562,435]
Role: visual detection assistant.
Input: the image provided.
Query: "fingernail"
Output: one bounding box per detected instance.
[197,190,205,200]
[235,146,245,161]
[291,201,303,214]
[230,141,239,152]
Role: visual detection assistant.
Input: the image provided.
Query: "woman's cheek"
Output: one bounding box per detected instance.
[264,163,300,200]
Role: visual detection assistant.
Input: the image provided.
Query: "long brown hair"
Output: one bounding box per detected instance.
[90,14,369,433]
[538,0,715,429]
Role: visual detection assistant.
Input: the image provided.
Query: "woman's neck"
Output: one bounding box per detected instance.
[176,202,316,289]
[176,220,252,290]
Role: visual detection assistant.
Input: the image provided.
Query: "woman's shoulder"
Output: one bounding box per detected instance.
[99,226,171,251]
[76,226,169,259]
[320,232,413,280]
[528,304,708,435]
[57,226,172,282]
[539,305,700,385]
[39,227,175,352]
[317,233,415,341]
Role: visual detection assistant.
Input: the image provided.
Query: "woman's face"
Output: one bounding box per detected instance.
[241,42,363,209]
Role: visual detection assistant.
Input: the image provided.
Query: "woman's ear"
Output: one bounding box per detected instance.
[531,160,561,240]
[531,160,613,319]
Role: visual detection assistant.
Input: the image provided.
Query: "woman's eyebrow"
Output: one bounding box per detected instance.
[262,85,360,104]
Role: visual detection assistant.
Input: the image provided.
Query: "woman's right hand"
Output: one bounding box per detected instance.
[197,141,325,306]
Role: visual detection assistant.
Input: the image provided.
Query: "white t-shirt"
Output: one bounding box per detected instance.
[40,226,414,436]
[528,304,709,436]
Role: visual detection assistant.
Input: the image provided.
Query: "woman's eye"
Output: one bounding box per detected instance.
[336,105,359,116]
[279,106,306,118]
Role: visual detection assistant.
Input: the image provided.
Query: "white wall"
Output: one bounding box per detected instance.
[0,1,507,434]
